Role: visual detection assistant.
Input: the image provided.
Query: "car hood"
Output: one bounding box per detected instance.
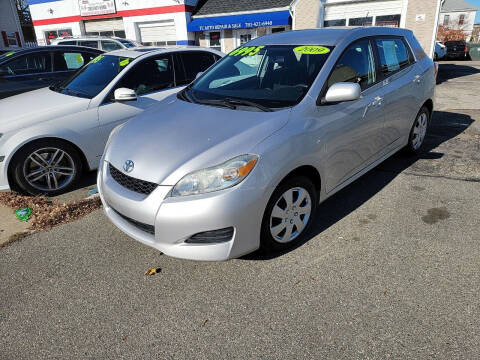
[0,87,90,133]
[104,97,291,185]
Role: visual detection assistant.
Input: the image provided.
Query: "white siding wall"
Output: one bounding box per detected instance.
[439,11,477,37]
[324,0,403,23]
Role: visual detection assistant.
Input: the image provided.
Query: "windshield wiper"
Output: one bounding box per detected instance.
[223,98,273,112]
[195,98,236,110]
[62,87,91,99]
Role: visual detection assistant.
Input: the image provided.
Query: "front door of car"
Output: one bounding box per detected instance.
[374,37,424,149]
[97,53,183,148]
[315,38,388,193]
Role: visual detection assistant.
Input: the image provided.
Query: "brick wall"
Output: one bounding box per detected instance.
[405,0,441,57]
[294,0,321,29]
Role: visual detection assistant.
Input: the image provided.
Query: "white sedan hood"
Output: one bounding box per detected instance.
[0,88,90,133]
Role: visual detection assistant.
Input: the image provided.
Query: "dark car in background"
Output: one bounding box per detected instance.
[445,40,469,60]
[0,46,103,99]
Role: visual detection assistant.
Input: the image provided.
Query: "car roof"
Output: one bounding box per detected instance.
[106,46,224,59]
[0,46,103,62]
[248,27,413,46]
[54,36,133,41]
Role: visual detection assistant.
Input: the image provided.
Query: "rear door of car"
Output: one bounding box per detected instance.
[373,36,422,149]
[0,50,53,98]
[175,50,219,86]
[49,49,100,84]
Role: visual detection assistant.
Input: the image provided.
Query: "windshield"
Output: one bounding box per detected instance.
[181,45,333,109]
[51,54,132,98]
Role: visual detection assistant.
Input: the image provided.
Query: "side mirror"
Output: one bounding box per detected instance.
[323,82,361,104]
[114,87,137,102]
[195,71,204,80]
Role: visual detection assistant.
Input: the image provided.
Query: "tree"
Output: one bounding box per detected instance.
[437,18,470,42]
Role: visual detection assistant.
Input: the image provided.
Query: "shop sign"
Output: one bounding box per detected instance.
[79,0,116,17]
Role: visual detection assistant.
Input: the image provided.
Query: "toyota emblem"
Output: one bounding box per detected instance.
[123,160,134,173]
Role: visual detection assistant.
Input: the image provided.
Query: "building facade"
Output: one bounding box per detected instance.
[439,0,478,41]
[189,0,441,57]
[0,0,26,50]
[29,0,198,46]
[29,0,443,57]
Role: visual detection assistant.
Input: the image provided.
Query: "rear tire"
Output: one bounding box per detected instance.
[11,139,83,196]
[405,106,430,154]
[260,176,317,253]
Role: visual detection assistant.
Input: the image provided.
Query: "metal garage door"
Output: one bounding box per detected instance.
[84,18,125,37]
[138,22,176,46]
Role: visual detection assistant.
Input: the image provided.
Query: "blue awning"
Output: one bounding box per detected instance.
[188,11,291,32]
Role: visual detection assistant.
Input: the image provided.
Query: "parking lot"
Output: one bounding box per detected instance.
[1,60,480,359]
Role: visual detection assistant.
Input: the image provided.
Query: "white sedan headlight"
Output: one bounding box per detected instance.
[170,154,259,197]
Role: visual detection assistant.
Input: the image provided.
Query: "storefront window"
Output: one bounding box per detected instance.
[348,17,373,26]
[324,19,346,27]
[271,27,286,33]
[209,32,221,51]
[44,29,72,44]
[375,15,401,28]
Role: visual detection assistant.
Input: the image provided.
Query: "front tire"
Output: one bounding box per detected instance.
[260,176,317,253]
[406,106,430,154]
[11,139,83,196]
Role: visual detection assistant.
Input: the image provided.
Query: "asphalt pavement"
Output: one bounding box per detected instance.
[1,61,479,359]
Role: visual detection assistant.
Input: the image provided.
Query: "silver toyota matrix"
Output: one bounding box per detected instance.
[98,27,436,261]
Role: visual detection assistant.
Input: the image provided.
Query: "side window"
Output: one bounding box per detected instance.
[327,39,376,91]
[79,40,99,49]
[114,55,174,96]
[0,52,52,75]
[53,51,88,71]
[375,38,411,77]
[101,41,123,51]
[177,51,216,85]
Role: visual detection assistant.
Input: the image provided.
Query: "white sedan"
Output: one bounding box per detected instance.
[0,47,223,195]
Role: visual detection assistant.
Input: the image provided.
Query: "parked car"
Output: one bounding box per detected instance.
[0,46,103,99]
[51,36,141,51]
[98,27,436,261]
[0,47,223,195]
[445,40,469,60]
[434,41,446,60]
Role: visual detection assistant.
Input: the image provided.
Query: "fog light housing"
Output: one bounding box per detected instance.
[185,227,234,244]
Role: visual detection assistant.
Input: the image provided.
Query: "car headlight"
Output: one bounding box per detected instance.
[170,154,259,197]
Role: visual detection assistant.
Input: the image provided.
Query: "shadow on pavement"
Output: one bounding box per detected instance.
[243,110,474,261]
[436,63,480,85]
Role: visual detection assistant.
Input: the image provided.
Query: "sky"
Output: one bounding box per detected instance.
[466,0,480,23]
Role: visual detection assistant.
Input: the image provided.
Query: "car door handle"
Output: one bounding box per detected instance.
[372,96,383,106]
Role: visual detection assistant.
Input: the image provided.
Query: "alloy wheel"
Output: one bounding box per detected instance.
[23,147,76,192]
[412,112,428,150]
[269,187,312,243]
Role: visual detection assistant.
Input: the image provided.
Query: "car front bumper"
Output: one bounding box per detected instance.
[0,159,10,191]
[98,161,269,261]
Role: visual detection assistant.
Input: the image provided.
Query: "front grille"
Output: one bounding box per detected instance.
[109,163,158,195]
[186,227,234,244]
[112,208,155,235]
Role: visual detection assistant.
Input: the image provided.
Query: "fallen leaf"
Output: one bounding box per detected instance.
[295,280,301,285]
[201,319,208,327]
[145,267,161,276]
